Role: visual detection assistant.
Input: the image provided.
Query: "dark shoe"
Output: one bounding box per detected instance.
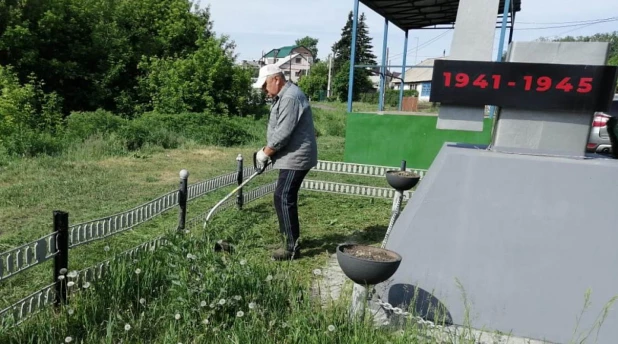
[271,247,301,261]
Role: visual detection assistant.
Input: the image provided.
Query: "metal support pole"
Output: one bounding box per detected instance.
[489,0,512,119]
[398,30,409,111]
[236,154,244,210]
[177,169,189,232]
[509,12,516,44]
[378,18,389,112]
[347,0,360,113]
[53,210,69,307]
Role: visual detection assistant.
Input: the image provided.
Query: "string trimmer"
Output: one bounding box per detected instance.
[203,152,270,251]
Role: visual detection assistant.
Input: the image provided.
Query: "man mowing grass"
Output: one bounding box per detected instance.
[253,64,318,261]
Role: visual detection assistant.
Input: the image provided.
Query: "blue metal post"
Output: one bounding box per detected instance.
[398,30,409,111]
[378,18,389,111]
[489,0,512,119]
[347,0,360,113]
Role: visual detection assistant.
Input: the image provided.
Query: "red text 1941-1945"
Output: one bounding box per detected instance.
[442,72,594,94]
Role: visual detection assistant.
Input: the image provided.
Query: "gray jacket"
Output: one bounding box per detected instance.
[266,81,318,170]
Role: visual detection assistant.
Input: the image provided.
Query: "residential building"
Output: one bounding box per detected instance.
[368,67,400,91]
[259,45,314,83]
[392,57,446,101]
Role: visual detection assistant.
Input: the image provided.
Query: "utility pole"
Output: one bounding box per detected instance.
[327,53,333,98]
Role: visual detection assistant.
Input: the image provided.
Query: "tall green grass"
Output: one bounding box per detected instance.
[0,227,438,344]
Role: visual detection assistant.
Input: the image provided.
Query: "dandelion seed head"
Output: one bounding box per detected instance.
[233,295,241,301]
[202,318,209,325]
[265,274,273,282]
[281,322,288,328]
[82,282,90,289]
[139,298,146,305]
[186,253,196,260]
[124,323,131,331]
[133,259,138,264]
[59,268,68,275]
[218,299,226,305]
[248,302,256,309]
[175,313,181,320]
[236,311,244,318]
[200,300,207,307]
[64,336,73,343]
[135,268,141,275]
[67,308,74,315]
[240,259,247,265]
[58,275,65,281]
[104,246,110,252]
[67,281,75,287]
[209,303,215,308]
[312,269,322,276]
[328,325,336,332]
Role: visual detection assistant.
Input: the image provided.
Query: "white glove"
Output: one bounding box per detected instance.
[256,148,270,167]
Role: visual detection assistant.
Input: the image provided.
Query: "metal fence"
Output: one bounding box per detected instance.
[0,157,425,327]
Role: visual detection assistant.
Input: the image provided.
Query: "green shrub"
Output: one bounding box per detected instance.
[65,110,127,141]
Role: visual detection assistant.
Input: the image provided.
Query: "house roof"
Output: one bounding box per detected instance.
[359,0,522,31]
[263,45,299,58]
[274,53,305,67]
[396,57,445,84]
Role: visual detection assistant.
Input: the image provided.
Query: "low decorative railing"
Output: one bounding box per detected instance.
[0,156,426,326]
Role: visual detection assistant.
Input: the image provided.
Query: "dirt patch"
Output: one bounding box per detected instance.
[387,171,419,178]
[342,245,399,262]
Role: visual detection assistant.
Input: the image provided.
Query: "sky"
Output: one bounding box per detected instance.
[198,0,618,66]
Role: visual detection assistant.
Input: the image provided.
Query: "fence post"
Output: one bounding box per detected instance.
[177,169,189,232]
[53,210,69,307]
[236,154,244,210]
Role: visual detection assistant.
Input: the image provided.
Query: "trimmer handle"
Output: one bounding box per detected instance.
[253,151,270,175]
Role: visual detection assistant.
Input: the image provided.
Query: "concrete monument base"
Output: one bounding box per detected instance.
[375,143,618,343]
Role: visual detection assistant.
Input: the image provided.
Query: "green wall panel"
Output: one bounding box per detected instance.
[343,113,494,170]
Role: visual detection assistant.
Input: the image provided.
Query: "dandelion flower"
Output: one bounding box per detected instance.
[200,301,207,307]
[236,311,244,318]
[218,299,226,305]
[67,281,75,287]
[65,336,73,343]
[175,313,181,320]
[233,295,241,301]
[248,302,256,310]
[313,269,322,276]
[135,268,141,275]
[124,323,131,331]
[140,298,146,305]
[240,259,247,266]
[265,274,273,282]
[82,282,90,289]
[104,246,110,252]
[328,325,336,332]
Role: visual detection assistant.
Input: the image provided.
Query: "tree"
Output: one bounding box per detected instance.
[331,61,374,102]
[331,11,377,74]
[295,36,319,61]
[297,61,329,100]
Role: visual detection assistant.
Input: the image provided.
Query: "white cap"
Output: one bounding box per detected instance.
[252,64,284,89]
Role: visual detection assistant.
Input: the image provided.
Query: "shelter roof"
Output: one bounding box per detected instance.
[359,0,522,31]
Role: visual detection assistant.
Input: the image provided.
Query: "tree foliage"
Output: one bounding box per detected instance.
[331,11,377,74]
[330,11,377,101]
[0,0,254,117]
[295,36,319,61]
[297,61,329,100]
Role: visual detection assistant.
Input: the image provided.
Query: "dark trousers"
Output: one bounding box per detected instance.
[274,169,310,251]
